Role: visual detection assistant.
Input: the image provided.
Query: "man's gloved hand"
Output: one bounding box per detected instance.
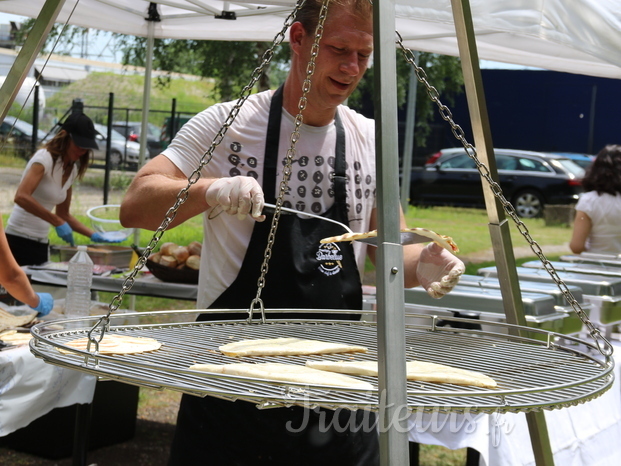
[55,222,74,246]
[206,176,265,221]
[416,243,465,299]
[31,292,54,316]
[91,232,123,243]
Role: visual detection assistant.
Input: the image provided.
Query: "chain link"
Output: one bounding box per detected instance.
[396,32,612,357]
[250,0,332,322]
[86,2,305,344]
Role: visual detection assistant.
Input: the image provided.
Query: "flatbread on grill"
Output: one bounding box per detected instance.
[0,308,37,333]
[58,334,161,355]
[0,330,32,346]
[306,360,497,389]
[320,228,459,253]
[189,362,374,390]
[219,337,368,357]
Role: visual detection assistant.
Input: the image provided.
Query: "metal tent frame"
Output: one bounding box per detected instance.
[2,1,617,465]
[373,1,554,463]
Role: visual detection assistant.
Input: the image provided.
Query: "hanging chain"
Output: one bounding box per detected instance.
[395,32,613,357]
[86,2,305,346]
[249,0,332,322]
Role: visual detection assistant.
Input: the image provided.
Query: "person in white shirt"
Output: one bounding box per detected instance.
[6,112,120,266]
[570,144,621,254]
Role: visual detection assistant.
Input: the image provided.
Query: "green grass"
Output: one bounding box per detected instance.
[19,211,205,249]
[419,444,466,465]
[44,72,217,129]
[4,194,572,313]
[404,205,571,256]
[97,291,193,314]
[78,171,135,191]
[0,152,27,168]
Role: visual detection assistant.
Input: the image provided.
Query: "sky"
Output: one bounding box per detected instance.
[0,12,122,63]
[0,12,536,70]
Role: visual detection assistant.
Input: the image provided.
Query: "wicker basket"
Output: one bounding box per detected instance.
[145,259,199,284]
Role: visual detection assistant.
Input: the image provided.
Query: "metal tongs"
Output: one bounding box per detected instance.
[262,203,431,246]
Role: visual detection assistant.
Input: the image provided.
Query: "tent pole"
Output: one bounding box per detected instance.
[0,0,65,121]
[133,3,159,249]
[449,0,555,464]
[400,56,419,211]
[138,26,153,168]
[373,0,409,464]
[139,3,159,168]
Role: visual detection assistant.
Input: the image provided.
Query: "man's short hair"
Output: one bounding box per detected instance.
[295,0,373,34]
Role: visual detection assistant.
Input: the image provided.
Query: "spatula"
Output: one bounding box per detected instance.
[262,203,432,246]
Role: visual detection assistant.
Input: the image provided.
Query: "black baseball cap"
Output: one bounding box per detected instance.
[62,113,99,150]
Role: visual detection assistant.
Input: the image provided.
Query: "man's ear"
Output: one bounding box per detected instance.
[289,21,306,55]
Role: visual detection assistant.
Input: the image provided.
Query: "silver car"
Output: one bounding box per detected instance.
[92,123,142,169]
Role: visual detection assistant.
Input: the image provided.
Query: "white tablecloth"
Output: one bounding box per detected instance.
[0,345,96,436]
[407,343,621,466]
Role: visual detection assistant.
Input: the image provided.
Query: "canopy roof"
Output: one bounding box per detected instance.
[1,0,620,78]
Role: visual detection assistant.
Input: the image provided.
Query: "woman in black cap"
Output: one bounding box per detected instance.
[5,112,121,266]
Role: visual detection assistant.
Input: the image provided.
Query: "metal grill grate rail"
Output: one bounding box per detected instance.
[30,310,613,414]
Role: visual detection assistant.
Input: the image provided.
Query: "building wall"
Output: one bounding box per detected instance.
[443,69,621,155]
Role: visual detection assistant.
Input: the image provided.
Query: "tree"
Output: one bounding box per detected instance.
[115,36,290,101]
[348,51,464,151]
[14,20,289,102]
[14,20,115,60]
[15,19,463,150]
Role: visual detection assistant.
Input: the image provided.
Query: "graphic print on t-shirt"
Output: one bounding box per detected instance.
[224,134,371,225]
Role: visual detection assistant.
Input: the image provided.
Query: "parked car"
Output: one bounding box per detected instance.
[112,121,162,158]
[92,123,142,169]
[0,116,47,159]
[409,148,585,218]
[424,147,463,165]
[544,152,595,170]
[160,115,191,150]
[43,122,142,169]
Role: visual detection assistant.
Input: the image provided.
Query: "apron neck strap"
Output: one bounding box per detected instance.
[263,86,346,205]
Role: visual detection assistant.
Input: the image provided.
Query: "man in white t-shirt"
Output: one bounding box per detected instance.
[121,1,464,463]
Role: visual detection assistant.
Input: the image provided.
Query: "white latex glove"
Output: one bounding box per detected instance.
[205,176,265,221]
[416,242,465,298]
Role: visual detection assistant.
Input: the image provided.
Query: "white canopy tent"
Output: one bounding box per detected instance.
[0,0,620,78]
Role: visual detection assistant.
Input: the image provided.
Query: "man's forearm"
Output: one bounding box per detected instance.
[121,173,212,230]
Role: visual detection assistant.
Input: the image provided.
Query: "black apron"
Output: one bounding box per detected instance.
[205,86,362,318]
[6,233,49,266]
[168,87,378,466]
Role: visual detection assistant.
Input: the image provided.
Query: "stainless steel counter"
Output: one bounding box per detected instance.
[26,268,197,301]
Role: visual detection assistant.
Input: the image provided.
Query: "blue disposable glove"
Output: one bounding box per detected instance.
[91,232,123,243]
[31,292,54,316]
[55,222,75,246]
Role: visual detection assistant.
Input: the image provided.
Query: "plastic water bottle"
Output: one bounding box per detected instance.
[65,245,93,319]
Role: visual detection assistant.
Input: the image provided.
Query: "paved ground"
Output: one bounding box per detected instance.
[0,167,128,216]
